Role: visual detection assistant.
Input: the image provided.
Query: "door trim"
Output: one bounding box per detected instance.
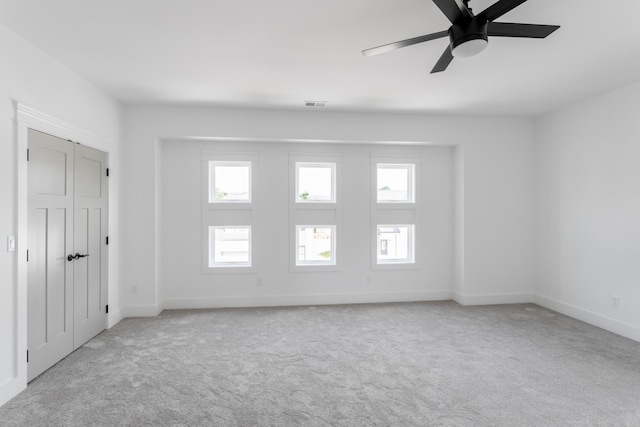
[11,103,112,399]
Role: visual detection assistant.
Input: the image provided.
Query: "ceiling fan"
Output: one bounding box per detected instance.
[362,0,560,73]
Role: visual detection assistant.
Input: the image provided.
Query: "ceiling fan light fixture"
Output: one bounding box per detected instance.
[452,38,488,57]
[449,18,489,58]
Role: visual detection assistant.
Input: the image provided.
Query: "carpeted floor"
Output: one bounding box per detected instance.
[1,301,640,426]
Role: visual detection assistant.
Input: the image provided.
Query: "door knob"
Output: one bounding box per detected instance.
[67,253,90,261]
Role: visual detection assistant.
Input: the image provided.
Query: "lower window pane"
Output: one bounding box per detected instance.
[377,225,414,264]
[296,226,335,265]
[210,226,251,267]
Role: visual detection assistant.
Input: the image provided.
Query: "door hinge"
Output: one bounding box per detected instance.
[27,350,29,363]
[106,236,109,245]
[27,148,30,161]
[106,304,109,314]
[106,168,109,177]
[26,250,29,262]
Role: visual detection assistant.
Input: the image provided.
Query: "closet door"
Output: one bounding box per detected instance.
[73,144,108,348]
[27,130,75,381]
[27,130,109,382]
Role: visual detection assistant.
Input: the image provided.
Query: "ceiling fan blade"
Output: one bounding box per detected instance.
[432,0,473,24]
[431,46,454,73]
[362,31,449,56]
[479,0,528,22]
[488,22,560,38]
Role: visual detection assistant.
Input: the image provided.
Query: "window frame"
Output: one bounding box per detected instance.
[208,160,252,204]
[208,225,252,268]
[370,153,421,270]
[202,152,258,274]
[375,224,415,265]
[376,163,415,204]
[295,225,337,267]
[289,153,342,272]
[294,161,337,204]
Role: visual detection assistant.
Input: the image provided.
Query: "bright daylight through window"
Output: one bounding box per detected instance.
[377,163,414,203]
[209,161,251,202]
[296,162,335,202]
[209,226,251,267]
[377,225,414,264]
[296,226,335,266]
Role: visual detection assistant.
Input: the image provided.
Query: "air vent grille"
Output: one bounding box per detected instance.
[304,101,327,107]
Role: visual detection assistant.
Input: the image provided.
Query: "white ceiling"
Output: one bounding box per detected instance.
[1,0,639,117]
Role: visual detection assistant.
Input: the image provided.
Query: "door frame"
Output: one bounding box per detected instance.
[14,103,112,392]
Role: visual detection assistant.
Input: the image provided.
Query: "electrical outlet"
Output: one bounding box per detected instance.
[132,286,138,295]
[366,275,372,284]
[257,278,263,287]
[611,295,620,308]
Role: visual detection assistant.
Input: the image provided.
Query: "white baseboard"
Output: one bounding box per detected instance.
[0,376,26,408]
[452,292,533,306]
[120,303,165,318]
[162,290,453,310]
[534,294,640,343]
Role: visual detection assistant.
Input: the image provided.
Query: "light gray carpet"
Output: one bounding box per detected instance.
[1,302,640,426]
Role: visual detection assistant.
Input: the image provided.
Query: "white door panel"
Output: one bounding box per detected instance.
[27,130,74,382]
[73,144,108,348]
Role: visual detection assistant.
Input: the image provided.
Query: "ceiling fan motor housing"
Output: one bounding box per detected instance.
[449,17,488,57]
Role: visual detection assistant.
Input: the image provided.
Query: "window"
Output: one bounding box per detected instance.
[295,162,335,203]
[377,163,414,203]
[290,154,341,271]
[203,153,257,273]
[209,161,251,203]
[296,225,336,266]
[371,155,421,269]
[376,225,414,264]
[209,226,251,267]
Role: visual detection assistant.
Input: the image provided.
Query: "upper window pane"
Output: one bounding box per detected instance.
[296,162,335,203]
[377,164,414,203]
[209,161,251,203]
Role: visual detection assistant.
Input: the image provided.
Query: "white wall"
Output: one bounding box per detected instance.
[0,23,122,406]
[122,106,534,314]
[161,140,454,306]
[534,80,640,341]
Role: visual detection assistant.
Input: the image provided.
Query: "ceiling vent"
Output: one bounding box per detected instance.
[304,101,327,107]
